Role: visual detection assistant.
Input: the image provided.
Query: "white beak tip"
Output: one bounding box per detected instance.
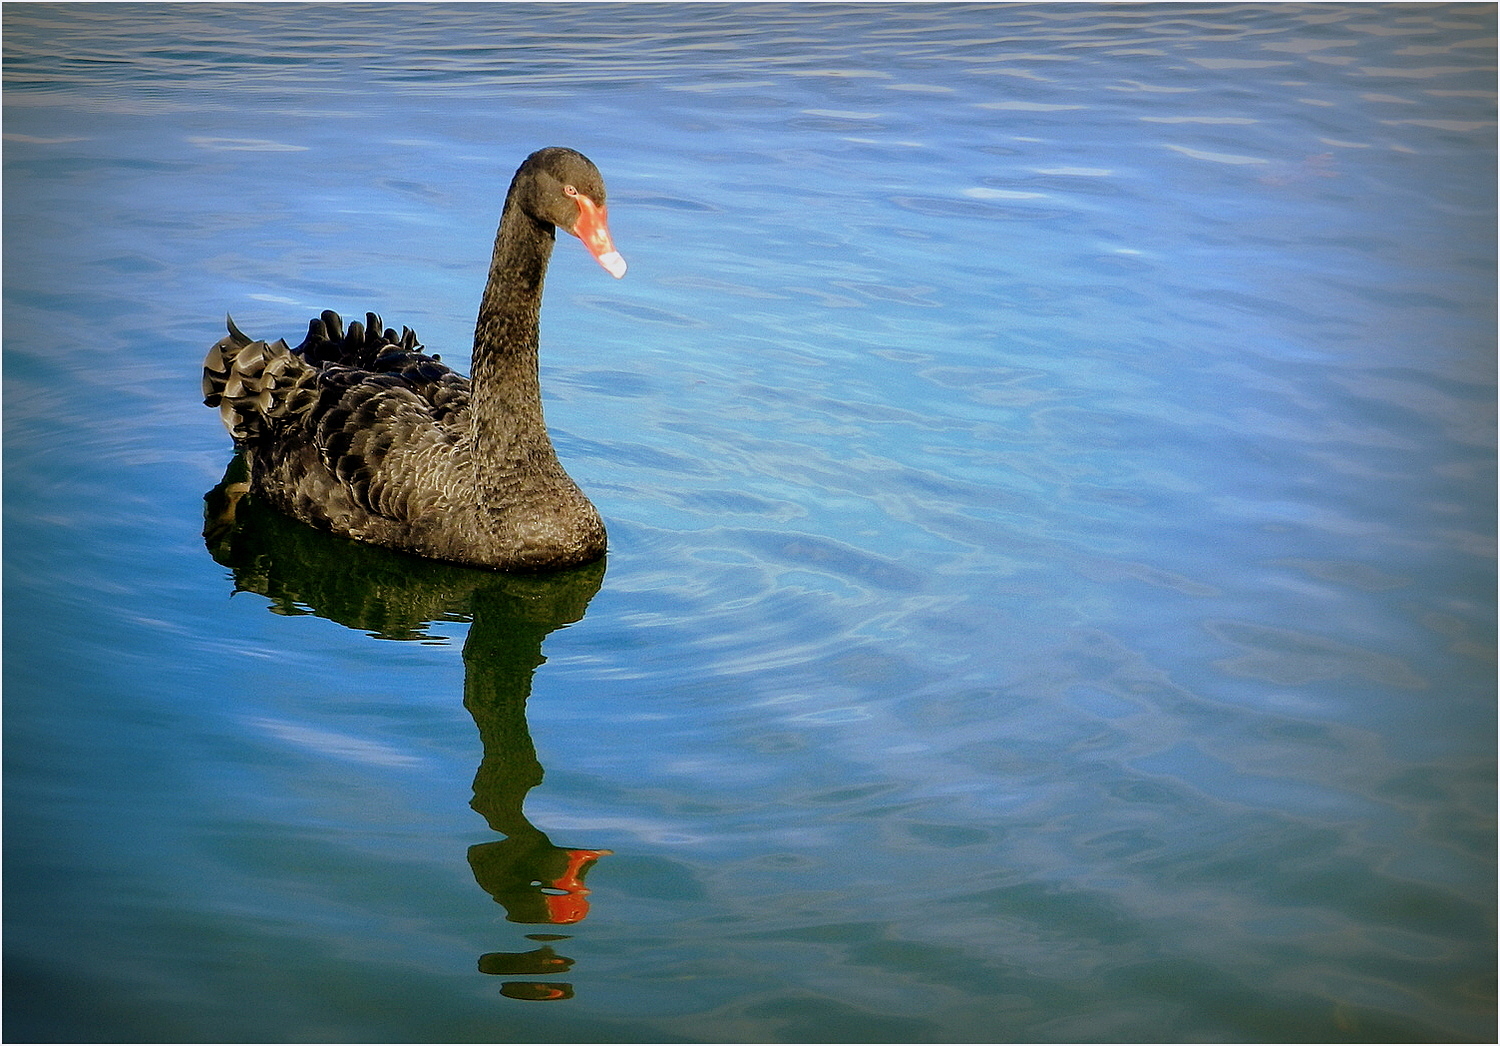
[597,251,627,279]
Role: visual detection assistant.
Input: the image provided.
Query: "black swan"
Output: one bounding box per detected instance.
[203,147,625,571]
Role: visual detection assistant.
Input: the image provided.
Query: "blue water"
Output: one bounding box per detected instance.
[5,3,1494,1042]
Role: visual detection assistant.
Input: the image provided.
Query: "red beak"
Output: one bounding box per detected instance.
[570,193,626,278]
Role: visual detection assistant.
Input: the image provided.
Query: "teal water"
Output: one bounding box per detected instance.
[4,3,1495,1042]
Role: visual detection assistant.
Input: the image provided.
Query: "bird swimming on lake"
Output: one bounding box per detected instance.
[203,147,625,571]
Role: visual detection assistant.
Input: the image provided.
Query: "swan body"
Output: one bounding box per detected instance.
[203,148,624,571]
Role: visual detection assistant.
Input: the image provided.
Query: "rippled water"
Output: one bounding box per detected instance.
[5,3,1495,1043]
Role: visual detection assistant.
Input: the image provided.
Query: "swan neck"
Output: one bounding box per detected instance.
[471,199,556,459]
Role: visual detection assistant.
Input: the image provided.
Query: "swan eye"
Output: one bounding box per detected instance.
[563,185,579,197]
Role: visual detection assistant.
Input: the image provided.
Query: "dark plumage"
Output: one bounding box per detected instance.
[203,148,625,571]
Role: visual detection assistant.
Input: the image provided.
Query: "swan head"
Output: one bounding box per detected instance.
[516,147,627,279]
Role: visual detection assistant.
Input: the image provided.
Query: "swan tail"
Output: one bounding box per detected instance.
[203,315,321,443]
[205,309,456,450]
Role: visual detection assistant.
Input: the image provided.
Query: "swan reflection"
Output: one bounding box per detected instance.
[205,456,610,1001]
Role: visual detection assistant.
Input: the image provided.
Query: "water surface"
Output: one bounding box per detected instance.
[4,3,1495,1043]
